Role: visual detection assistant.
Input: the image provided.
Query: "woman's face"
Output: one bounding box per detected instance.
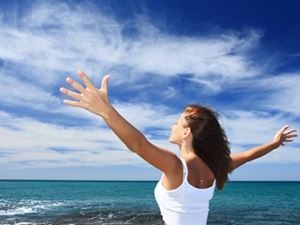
[169,113,188,145]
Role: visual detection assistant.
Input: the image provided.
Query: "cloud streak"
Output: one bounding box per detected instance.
[0,104,298,171]
[0,2,264,92]
[0,103,178,169]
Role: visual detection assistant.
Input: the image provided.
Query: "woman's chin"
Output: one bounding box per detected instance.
[168,138,176,144]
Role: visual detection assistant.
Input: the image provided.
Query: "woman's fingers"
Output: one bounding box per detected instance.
[61,71,112,116]
[66,77,86,93]
[63,99,83,108]
[60,87,83,100]
[280,125,289,133]
[283,129,297,140]
[78,70,95,90]
[285,129,297,135]
[286,134,298,138]
[272,125,298,148]
[60,87,84,108]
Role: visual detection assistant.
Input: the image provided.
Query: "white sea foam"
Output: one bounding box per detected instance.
[0,206,34,216]
[0,200,67,216]
[15,223,36,225]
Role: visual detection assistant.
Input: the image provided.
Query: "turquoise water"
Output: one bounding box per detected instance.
[211,181,300,225]
[0,180,299,224]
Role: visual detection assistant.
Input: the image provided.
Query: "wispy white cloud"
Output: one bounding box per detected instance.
[220,109,299,163]
[113,102,177,130]
[0,0,267,127]
[247,146,300,164]
[225,72,300,116]
[0,104,298,172]
[0,73,60,110]
[221,110,287,146]
[0,70,100,121]
[253,73,300,116]
[0,110,140,169]
[0,103,178,169]
[0,1,264,93]
[123,31,262,79]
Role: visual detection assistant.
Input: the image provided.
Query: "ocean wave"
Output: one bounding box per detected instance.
[15,223,36,225]
[0,209,163,225]
[0,200,66,216]
[0,206,36,216]
[0,199,163,224]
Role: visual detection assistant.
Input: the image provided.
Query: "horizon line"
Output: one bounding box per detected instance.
[0,179,299,182]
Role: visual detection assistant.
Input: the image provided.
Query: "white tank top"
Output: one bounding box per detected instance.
[154,157,216,225]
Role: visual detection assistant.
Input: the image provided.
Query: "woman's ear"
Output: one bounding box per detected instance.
[183,127,192,138]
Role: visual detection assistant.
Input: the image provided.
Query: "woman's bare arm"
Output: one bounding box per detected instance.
[60,71,179,175]
[230,126,297,171]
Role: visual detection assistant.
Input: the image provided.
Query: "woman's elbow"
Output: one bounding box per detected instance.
[130,134,147,154]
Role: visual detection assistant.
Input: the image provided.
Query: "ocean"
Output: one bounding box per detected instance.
[0,180,299,225]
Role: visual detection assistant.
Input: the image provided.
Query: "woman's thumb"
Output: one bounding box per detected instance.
[101,74,110,94]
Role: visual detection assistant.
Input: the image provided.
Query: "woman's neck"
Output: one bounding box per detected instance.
[179,142,196,159]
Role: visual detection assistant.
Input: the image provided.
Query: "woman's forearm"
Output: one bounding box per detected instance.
[243,141,278,162]
[231,125,297,170]
[102,104,146,154]
[230,141,278,170]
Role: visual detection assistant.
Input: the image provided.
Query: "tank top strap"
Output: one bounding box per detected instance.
[178,157,188,178]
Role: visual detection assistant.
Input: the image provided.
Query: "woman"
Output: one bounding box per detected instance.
[60,70,297,225]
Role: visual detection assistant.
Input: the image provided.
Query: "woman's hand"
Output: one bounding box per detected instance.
[272,125,298,148]
[60,70,111,117]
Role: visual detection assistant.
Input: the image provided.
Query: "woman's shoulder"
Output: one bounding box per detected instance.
[160,156,184,191]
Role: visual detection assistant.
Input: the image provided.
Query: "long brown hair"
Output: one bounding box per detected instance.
[184,104,232,190]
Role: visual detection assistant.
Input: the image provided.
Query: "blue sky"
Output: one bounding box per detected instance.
[0,0,299,181]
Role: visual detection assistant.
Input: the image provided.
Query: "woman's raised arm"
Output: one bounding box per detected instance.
[230,125,298,171]
[60,71,180,175]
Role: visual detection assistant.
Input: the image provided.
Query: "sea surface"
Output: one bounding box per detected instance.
[0,180,299,225]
